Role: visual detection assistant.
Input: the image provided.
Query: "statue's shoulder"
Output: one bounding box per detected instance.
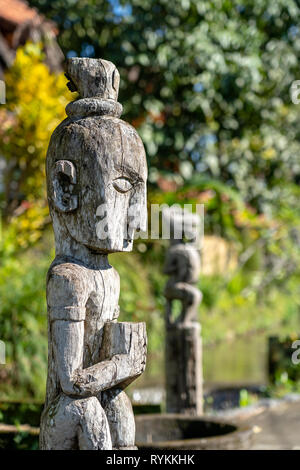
[46,257,91,307]
[169,243,199,266]
[48,256,87,279]
[169,243,189,255]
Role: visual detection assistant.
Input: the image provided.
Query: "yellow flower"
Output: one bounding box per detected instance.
[262,148,276,160]
[2,42,74,251]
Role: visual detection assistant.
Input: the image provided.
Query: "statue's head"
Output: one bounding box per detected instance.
[46,58,147,254]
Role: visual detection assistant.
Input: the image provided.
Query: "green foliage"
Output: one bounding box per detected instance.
[267,373,300,399]
[0,245,51,400]
[200,274,300,345]
[239,389,258,408]
[0,402,43,426]
[144,185,300,347]
[0,430,39,450]
[0,42,73,254]
[109,251,165,355]
[29,0,300,211]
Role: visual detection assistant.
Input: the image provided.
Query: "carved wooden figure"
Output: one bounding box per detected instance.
[40,58,148,450]
[163,208,203,415]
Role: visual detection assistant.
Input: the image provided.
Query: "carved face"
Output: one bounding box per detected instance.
[47,116,147,253]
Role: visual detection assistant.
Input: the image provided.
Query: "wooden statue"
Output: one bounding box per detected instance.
[163,207,203,415]
[40,58,147,450]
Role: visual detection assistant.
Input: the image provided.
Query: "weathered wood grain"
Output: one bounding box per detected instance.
[40,58,148,450]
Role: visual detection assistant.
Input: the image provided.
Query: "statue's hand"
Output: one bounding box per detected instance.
[98,321,147,389]
[111,332,147,387]
[71,322,147,396]
[69,331,147,395]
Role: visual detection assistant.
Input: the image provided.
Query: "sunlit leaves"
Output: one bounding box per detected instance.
[1,42,73,253]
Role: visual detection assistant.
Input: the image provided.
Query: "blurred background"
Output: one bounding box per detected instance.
[0,0,300,412]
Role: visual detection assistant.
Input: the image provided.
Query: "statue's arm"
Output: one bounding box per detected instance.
[51,319,144,397]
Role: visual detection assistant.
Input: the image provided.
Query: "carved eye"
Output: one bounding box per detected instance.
[113,178,133,193]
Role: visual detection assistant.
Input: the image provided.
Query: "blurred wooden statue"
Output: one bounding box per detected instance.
[163,207,203,415]
[40,58,147,450]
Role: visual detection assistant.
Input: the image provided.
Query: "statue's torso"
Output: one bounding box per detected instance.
[45,257,120,404]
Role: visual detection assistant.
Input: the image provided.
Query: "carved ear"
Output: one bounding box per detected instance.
[52,160,78,212]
